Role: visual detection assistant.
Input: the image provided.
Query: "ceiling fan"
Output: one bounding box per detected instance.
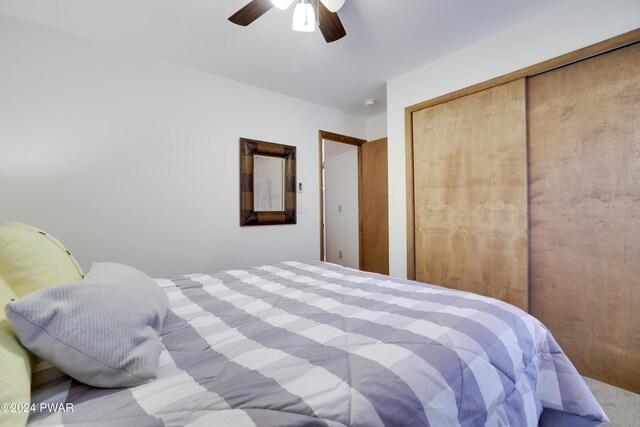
[228,0,347,43]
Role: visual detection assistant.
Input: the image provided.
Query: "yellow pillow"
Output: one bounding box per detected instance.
[0,275,32,427]
[0,222,84,297]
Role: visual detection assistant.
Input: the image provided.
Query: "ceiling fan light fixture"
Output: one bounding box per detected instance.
[320,0,345,12]
[292,0,316,32]
[271,0,294,10]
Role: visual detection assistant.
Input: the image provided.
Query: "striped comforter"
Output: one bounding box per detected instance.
[29,261,607,426]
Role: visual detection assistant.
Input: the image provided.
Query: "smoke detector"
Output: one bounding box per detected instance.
[364,98,376,107]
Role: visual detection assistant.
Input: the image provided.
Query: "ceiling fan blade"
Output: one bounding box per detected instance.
[317,1,346,43]
[228,0,274,26]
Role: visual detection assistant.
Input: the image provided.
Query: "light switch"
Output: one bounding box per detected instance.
[338,251,343,259]
[298,182,303,193]
[338,204,342,213]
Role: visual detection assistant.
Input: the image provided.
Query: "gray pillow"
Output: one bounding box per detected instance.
[5,262,169,388]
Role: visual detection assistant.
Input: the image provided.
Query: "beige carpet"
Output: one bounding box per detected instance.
[583,377,640,426]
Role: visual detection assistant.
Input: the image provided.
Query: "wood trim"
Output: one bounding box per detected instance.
[318,130,366,266]
[357,145,364,270]
[320,130,367,146]
[404,29,640,278]
[404,109,416,280]
[318,131,325,261]
[406,28,640,114]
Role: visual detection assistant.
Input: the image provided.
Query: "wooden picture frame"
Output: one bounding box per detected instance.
[240,138,297,226]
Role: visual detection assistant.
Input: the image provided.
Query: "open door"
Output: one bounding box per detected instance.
[361,137,389,274]
[319,131,389,274]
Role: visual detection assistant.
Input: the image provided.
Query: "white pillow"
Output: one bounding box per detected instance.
[6,262,168,388]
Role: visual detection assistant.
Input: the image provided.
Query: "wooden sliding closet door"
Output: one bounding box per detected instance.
[528,44,640,392]
[412,79,528,311]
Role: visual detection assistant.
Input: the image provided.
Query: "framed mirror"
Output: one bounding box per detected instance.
[240,138,296,226]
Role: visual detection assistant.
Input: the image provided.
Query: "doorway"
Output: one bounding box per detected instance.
[319,130,389,274]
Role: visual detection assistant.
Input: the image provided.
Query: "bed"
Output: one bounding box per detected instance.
[20,260,608,427]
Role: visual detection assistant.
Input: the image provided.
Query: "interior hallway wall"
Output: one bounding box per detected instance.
[324,140,359,269]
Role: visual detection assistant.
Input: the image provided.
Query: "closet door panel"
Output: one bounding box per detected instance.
[412,79,528,311]
[528,44,640,392]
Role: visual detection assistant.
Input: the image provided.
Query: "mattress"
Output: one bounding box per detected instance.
[28,261,608,426]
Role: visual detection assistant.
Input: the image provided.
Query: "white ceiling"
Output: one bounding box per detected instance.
[0,0,568,118]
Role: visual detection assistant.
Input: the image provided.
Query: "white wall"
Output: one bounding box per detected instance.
[386,0,640,278]
[323,141,359,269]
[366,113,387,141]
[0,14,366,277]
